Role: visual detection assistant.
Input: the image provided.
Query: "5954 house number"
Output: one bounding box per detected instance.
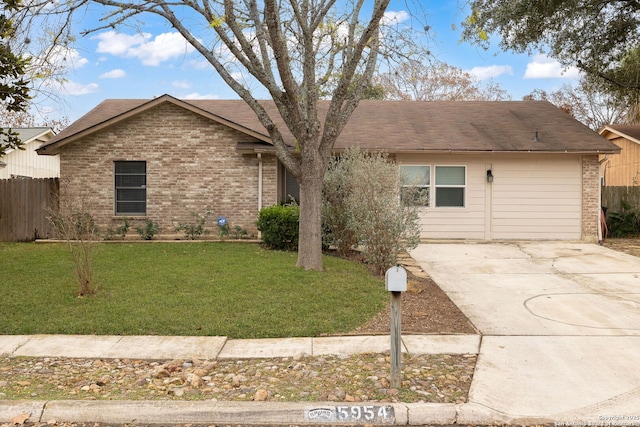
[305,405,395,424]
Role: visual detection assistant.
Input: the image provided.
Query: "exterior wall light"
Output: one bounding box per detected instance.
[487,169,494,183]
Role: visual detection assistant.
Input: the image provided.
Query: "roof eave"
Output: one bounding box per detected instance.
[600,125,640,145]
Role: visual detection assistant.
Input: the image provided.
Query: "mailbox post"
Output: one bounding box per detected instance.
[385,265,407,389]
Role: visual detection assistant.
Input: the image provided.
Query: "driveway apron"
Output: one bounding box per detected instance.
[410,241,640,423]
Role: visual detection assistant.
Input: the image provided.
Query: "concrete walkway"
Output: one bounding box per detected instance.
[411,241,640,424]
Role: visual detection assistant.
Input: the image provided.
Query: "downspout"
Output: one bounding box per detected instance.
[597,155,609,244]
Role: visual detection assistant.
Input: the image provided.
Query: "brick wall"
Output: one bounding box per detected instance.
[581,154,601,241]
[59,103,278,238]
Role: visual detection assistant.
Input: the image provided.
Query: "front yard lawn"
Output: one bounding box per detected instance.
[0,242,387,338]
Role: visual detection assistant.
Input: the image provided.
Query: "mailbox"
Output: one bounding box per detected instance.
[385,265,407,292]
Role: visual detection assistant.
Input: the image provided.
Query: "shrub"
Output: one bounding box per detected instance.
[323,148,421,274]
[175,207,212,240]
[47,180,99,296]
[232,225,249,240]
[323,153,360,256]
[256,204,299,251]
[105,217,130,240]
[136,219,161,240]
[607,201,640,237]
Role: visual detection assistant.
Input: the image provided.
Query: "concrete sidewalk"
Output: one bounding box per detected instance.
[0,334,481,426]
[0,333,479,360]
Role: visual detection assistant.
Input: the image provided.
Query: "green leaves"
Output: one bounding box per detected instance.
[0,0,31,156]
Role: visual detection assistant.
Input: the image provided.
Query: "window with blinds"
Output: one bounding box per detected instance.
[114,161,147,215]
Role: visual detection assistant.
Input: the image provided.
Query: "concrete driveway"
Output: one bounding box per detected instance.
[410,241,640,336]
[410,241,640,423]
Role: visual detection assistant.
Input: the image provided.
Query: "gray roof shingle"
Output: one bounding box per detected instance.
[39,95,620,155]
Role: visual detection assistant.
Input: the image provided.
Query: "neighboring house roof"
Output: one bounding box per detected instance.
[2,127,55,153]
[599,125,640,145]
[38,94,620,155]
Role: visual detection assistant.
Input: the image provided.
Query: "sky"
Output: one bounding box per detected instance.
[32,0,582,124]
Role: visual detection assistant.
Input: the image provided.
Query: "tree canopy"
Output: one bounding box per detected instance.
[463,0,640,117]
[0,0,30,156]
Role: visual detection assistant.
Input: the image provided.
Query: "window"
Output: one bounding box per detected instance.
[435,166,465,207]
[283,167,300,203]
[115,161,146,215]
[399,165,430,206]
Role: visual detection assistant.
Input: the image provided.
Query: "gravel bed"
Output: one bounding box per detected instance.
[0,352,475,404]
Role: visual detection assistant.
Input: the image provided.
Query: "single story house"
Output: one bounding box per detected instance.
[1,127,58,179]
[37,95,619,241]
[599,125,640,186]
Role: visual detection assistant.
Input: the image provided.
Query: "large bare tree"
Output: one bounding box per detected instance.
[37,0,420,270]
[524,81,628,131]
[375,60,510,101]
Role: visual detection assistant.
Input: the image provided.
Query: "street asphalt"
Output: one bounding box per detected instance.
[2,241,640,425]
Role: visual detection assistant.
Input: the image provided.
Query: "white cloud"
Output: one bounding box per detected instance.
[63,81,100,96]
[524,54,581,79]
[468,65,513,80]
[94,31,149,56]
[172,80,191,89]
[187,58,211,70]
[183,92,220,100]
[31,45,88,73]
[93,31,195,66]
[99,69,126,79]
[382,10,410,25]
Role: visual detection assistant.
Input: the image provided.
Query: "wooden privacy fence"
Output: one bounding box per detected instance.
[602,186,640,214]
[0,178,59,242]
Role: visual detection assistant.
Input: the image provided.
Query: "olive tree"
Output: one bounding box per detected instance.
[323,148,422,275]
[43,0,426,270]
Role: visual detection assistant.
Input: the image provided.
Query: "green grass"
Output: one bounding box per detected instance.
[0,242,387,338]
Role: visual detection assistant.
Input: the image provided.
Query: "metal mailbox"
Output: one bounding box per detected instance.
[385,265,407,292]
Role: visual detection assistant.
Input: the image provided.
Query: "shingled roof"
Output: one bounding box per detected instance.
[38,94,620,155]
[600,125,640,145]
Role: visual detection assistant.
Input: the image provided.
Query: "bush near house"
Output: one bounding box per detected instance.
[256,204,300,251]
[322,148,422,275]
[607,201,640,237]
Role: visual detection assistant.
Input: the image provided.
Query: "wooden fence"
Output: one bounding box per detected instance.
[0,178,59,242]
[602,186,640,214]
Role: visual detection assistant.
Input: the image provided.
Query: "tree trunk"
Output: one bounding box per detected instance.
[296,154,326,271]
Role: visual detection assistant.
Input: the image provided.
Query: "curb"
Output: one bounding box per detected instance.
[0,400,558,426]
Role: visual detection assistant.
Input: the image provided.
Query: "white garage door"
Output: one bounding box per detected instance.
[490,156,582,240]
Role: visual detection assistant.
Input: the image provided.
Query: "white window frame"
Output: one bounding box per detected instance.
[399,165,430,207]
[434,165,466,208]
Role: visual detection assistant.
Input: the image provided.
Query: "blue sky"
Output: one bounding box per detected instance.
[37,0,581,123]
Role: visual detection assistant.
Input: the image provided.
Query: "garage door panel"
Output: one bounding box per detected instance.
[491,157,582,240]
[493,191,581,201]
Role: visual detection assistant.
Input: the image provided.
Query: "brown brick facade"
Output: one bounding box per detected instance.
[581,154,601,241]
[59,103,278,238]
